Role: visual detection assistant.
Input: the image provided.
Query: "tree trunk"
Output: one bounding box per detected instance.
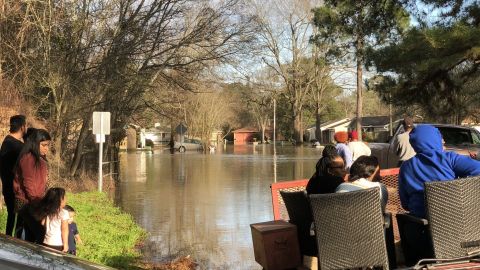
[315,106,322,143]
[69,116,92,177]
[261,124,266,144]
[356,37,364,141]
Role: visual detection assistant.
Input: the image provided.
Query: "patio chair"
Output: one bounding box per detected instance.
[279,190,317,259]
[396,213,433,266]
[310,188,389,270]
[424,176,480,259]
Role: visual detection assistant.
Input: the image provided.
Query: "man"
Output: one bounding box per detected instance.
[334,131,353,171]
[306,145,346,195]
[348,130,371,162]
[0,115,27,236]
[394,117,416,167]
[399,125,480,218]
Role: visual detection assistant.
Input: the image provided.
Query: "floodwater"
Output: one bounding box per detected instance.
[116,145,322,269]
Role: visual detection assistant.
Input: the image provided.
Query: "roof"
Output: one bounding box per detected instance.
[350,116,395,128]
[232,127,259,133]
[306,118,352,131]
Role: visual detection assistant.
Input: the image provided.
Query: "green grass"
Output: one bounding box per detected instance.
[0,192,146,269]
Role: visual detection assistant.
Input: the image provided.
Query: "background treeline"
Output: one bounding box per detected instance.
[0,0,479,180]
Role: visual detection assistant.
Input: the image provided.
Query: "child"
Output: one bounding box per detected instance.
[64,205,83,255]
[33,187,69,252]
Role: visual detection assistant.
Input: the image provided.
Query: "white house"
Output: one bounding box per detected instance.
[305,118,352,144]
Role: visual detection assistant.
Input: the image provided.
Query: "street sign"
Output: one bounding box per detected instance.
[92,111,111,192]
[176,123,187,135]
[93,112,111,135]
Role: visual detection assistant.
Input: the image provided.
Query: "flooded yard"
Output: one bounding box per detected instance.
[116,145,321,269]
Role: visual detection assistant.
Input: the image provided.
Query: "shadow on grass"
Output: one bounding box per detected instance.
[104,254,144,270]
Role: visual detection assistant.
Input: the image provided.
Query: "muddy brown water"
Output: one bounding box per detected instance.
[116,145,322,269]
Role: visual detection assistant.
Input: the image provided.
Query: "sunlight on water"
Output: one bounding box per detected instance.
[116,145,322,269]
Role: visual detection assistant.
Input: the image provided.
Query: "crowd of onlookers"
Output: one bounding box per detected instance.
[306,117,480,260]
[0,115,82,255]
[308,117,480,217]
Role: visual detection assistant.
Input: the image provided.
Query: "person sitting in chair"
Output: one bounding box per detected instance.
[336,155,388,211]
[306,145,346,195]
[399,125,480,218]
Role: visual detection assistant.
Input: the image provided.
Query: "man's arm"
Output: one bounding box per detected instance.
[451,153,480,177]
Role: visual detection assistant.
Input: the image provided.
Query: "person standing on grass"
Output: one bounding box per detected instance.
[64,205,83,256]
[0,115,27,236]
[13,128,50,239]
[348,130,371,162]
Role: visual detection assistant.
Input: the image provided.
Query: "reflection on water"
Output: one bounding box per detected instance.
[116,145,322,269]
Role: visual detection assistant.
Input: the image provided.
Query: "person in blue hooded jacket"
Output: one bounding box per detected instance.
[399,125,480,218]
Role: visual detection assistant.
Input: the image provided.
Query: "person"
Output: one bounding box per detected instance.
[348,130,371,162]
[306,145,346,195]
[32,188,69,252]
[0,115,27,236]
[334,131,353,171]
[393,117,416,167]
[399,125,480,218]
[64,205,82,255]
[13,129,51,238]
[336,155,388,211]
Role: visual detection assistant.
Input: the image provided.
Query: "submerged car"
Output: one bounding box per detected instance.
[174,139,203,152]
[370,123,480,168]
[0,233,114,269]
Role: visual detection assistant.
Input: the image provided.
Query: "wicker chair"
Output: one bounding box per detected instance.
[310,188,389,270]
[424,176,480,259]
[279,190,317,259]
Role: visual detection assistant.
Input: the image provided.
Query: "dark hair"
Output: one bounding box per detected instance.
[402,117,414,130]
[315,145,342,176]
[349,156,379,181]
[17,128,51,167]
[64,205,75,212]
[33,187,65,221]
[9,115,26,133]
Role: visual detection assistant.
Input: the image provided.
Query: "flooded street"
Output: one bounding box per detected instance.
[116,145,322,269]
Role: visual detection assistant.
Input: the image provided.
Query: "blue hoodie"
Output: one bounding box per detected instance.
[398,125,480,217]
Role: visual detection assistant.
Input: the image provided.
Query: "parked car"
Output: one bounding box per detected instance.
[370,123,480,169]
[174,139,203,152]
[0,233,114,269]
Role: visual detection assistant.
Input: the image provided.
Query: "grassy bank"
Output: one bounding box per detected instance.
[0,192,146,269]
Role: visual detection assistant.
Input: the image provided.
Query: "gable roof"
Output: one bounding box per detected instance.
[350,116,390,127]
[306,118,352,131]
[232,127,258,133]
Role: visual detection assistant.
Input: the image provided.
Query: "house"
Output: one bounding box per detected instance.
[349,116,401,142]
[305,118,352,144]
[232,128,258,145]
[144,127,171,145]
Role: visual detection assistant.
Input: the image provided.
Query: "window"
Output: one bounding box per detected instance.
[472,130,480,145]
[437,127,473,145]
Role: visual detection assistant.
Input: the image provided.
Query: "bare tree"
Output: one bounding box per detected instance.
[250,0,321,143]
[0,0,257,177]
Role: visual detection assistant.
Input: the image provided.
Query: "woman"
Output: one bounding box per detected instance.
[306,145,346,195]
[13,128,50,239]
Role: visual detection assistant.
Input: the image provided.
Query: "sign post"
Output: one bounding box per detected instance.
[93,112,111,192]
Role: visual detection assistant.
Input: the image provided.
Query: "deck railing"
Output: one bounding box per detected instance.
[270,168,405,239]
